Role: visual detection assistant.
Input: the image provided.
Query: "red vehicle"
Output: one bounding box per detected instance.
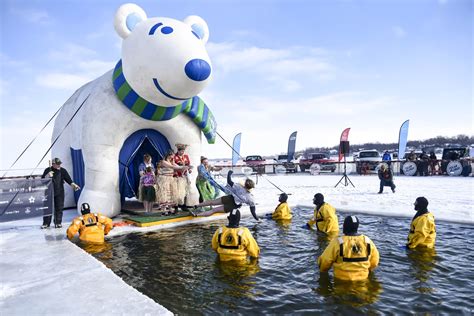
[299,153,337,173]
[244,155,266,174]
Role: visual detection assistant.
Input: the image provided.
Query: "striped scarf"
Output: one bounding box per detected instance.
[113,60,216,144]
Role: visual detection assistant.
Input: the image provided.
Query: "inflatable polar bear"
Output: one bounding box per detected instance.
[51,3,216,217]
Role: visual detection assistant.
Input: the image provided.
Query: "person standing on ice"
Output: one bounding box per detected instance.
[318,215,379,281]
[265,193,292,220]
[382,150,392,166]
[377,164,396,194]
[190,170,260,221]
[41,158,80,229]
[67,203,113,243]
[406,197,436,249]
[211,209,260,262]
[304,193,339,234]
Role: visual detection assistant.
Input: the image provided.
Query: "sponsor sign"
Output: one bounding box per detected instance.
[0,178,53,222]
[402,162,417,176]
[446,161,462,176]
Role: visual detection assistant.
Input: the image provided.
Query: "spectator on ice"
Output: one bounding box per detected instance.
[378,164,396,194]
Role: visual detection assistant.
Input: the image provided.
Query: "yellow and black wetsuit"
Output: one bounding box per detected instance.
[272,202,292,220]
[318,234,379,281]
[211,226,260,262]
[67,213,113,243]
[308,203,339,234]
[407,212,436,249]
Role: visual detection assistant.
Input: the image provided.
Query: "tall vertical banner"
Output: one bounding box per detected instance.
[232,133,242,167]
[338,128,351,161]
[0,178,53,222]
[398,120,410,159]
[287,131,297,162]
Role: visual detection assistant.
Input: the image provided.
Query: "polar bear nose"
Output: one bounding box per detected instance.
[184,59,211,81]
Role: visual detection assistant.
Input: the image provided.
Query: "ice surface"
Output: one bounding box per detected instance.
[0,173,472,314]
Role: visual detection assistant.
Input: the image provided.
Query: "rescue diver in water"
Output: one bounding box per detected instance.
[318,215,380,281]
[211,209,260,262]
[265,193,292,220]
[304,193,339,234]
[407,197,436,249]
[66,203,114,243]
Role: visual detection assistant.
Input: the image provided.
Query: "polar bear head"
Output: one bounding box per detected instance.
[114,3,212,106]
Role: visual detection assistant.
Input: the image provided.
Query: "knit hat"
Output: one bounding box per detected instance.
[313,193,324,205]
[279,193,288,203]
[227,209,241,228]
[414,197,429,212]
[343,215,359,235]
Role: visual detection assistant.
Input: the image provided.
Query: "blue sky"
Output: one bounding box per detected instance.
[0,0,472,170]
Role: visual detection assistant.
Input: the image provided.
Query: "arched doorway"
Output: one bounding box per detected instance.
[118,129,171,203]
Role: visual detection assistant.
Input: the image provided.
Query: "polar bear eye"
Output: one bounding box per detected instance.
[161,26,173,34]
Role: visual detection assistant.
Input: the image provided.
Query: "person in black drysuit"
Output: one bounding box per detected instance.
[41,158,80,228]
[418,151,430,176]
[378,165,396,194]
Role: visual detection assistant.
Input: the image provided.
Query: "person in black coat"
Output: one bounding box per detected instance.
[378,165,396,194]
[41,158,80,228]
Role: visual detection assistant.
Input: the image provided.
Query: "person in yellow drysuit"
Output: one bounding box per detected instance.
[318,215,379,281]
[211,209,260,262]
[304,193,339,234]
[265,193,292,220]
[407,197,436,249]
[67,203,113,243]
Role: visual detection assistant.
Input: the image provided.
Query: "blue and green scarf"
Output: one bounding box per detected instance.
[113,60,216,144]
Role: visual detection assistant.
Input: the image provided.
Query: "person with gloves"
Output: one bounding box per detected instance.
[67,203,113,244]
[211,209,260,262]
[318,215,379,281]
[407,197,436,249]
[41,157,80,229]
[190,170,260,221]
[304,193,339,234]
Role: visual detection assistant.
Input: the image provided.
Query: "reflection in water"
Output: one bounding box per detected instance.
[214,258,260,302]
[316,273,382,307]
[407,248,437,293]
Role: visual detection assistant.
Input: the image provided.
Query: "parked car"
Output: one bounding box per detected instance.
[275,154,297,173]
[440,147,472,176]
[355,149,381,174]
[299,153,337,173]
[244,155,266,174]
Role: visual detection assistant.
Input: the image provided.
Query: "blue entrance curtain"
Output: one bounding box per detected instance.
[118,129,171,202]
[70,148,84,203]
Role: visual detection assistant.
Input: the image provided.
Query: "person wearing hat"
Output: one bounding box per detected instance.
[266,193,292,220]
[66,203,113,243]
[378,164,396,194]
[318,215,380,281]
[191,170,260,221]
[305,193,338,234]
[407,197,436,249]
[174,143,193,208]
[41,158,80,229]
[211,209,260,262]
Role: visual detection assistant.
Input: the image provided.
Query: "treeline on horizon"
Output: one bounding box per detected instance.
[298,134,473,157]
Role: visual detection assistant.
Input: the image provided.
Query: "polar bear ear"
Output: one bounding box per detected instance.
[114,3,147,39]
[184,15,209,44]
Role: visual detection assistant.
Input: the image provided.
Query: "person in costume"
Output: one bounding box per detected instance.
[304,193,339,234]
[265,193,292,220]
[67,203,113,243]
[211,209,260,262]
[41,158,80,229]
[407,197,436,249]
[318,215,379,281]
[174,144,192,207]
[156,152,191,214]
[196,156,222,202]
[191,170,260,221]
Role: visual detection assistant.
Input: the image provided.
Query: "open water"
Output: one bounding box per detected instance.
[89,208,474,314]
